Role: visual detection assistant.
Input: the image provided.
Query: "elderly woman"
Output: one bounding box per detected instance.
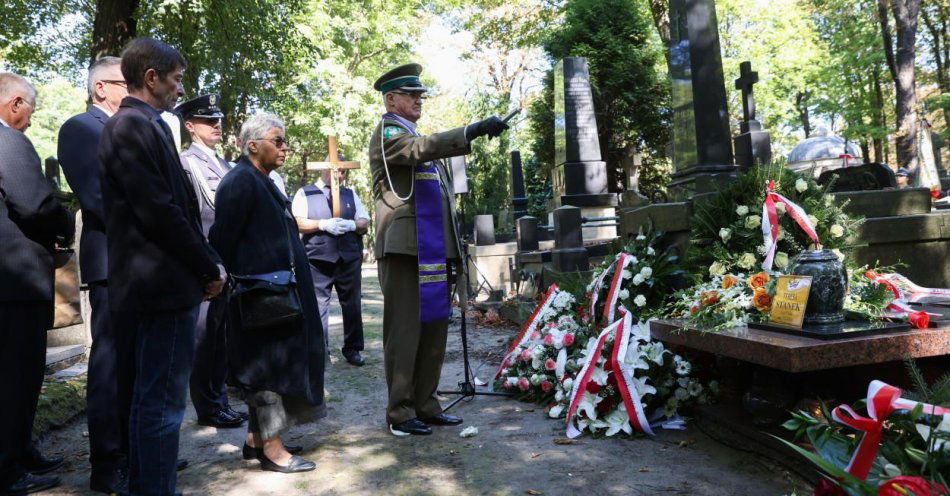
[209,113,325,473]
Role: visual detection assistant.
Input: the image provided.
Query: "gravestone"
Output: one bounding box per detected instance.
[732,61,772,170]
[510,150,528,220]
[552,57,615,208]
[474,214,496,246]
[516,216,539,252]
[620,151,650,208]
[667,0,736,198]
[817,163,896,192]
[550,206,589,272]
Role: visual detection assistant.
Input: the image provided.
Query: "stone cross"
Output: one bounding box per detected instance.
[735,61,759,125]
[306,136,360,217]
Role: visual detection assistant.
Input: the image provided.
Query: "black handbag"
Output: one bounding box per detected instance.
[230,189,303,331]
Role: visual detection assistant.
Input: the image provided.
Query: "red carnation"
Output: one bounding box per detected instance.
[562,333,575,347]
[596,396,616,415]
[517,377,530,392]
[586,382,601,394]
[544,358,557,371]
[540,380,553,393]
[543,334,555,346]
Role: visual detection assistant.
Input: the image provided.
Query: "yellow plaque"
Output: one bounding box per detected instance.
[768,275,813,329]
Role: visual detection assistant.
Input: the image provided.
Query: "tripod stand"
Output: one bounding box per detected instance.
[437,196,512,411]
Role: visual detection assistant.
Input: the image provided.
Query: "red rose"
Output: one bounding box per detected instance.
[864,270,878,280]
[909,311,930,329]
[520,349,532,362]
[540,380,552,392]
[878,476,947,496]
[596,396,616,414]
[544,358,557,371]
[813,478,847,496]
[931,188,941,199]
[543,334,555,346]
[517,377,530,392]
[603,360,613,372]
[562,333,575,347]
[586,382,602,394]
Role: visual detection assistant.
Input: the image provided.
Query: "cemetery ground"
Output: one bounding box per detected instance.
[37,264,811,495]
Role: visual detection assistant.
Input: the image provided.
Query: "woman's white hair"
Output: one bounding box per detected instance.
[238,112,285,156]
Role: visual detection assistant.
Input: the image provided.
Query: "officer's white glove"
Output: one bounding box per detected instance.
[339,219,357,233]
[318,218,347,236]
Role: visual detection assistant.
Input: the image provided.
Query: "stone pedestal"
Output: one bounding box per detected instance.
[550,206,589,272]
[733,123,771,171]
[474,214,495,246]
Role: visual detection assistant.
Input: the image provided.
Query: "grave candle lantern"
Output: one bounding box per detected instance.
[789,249,848,325]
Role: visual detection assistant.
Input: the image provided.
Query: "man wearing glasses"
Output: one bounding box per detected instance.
[369,63,508,437]
[176,94,248,430]
[58,56,132,494]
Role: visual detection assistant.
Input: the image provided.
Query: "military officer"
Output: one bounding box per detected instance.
[369,63,508,436]
[176,94,247,428]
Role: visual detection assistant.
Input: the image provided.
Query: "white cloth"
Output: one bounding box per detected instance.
[0,117,9,127]
[92,103,114,117]
[269,171,287,198]
[291,178,368,220]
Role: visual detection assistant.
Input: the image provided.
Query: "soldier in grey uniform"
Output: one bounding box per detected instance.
[176,94,246,428]
[369,63,508,436]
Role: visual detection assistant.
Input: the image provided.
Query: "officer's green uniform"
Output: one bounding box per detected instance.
[369,64,471,426]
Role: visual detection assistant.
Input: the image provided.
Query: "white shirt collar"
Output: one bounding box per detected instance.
[316,178,328,190]
[92,103,115,117]
[0,116,9,128]
[191,141,219,163]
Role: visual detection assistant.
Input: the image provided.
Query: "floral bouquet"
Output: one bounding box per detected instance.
[493,285,592,403]
[669,271,777,332]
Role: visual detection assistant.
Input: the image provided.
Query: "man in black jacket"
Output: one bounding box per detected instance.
[98,38,224,495]
[58,55,132,494]
[0,72,75,496]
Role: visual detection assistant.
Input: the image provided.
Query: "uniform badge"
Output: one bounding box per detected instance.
[209,94,217,106]
[383,125,406,140]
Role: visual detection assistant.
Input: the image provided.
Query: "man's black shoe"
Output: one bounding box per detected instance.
[89,467,126,494]
[197,409,245,428]
[3,473,60,495]
[176,459,188,471]
[259,454,315,473]
[420,413,463,426]
[21,451,64,475]
[389,418,432,437]
[226,406,249,421]
[241,443,302,460]
[342,351,365,366]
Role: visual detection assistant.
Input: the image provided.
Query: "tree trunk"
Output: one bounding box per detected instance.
[796,91,812,138]
[860,139,871,163]
[887,0,922,172]
[647,0,671,67]
[872,66,886,163]
[89,0,140,64]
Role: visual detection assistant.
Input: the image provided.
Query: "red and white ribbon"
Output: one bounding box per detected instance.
[588,262,613,324]
[832,380,950,480]
[601,253,634,326]
[761,180,819,270]
[874,272,950,299]
[493,283,559,381]
[565,309,653,438]
[865,272,939,327]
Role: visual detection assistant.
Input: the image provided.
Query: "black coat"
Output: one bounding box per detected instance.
[0,125,74,302]
[58,105,109,283]
[209,159,325,405]
[98,96,220,312]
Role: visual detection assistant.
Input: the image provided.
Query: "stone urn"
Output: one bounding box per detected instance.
[789,249,848,325]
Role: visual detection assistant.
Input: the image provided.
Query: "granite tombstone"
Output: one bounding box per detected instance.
[510,150,528,220]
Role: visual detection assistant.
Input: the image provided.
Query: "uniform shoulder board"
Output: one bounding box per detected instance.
[383,125,407,139]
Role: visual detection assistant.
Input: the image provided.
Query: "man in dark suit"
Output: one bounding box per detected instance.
[98,38,225,495]
[176,94,246,429]
[0,72,75,495]
[58,56,133,494]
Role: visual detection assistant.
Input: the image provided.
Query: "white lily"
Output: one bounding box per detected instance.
[589,366,610,386]
[916,413,950,453]
[555,348,567,379]
[604,409,632,436]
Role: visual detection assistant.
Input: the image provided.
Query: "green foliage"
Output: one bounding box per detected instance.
[26,78,86,167]
[530,0,671,194]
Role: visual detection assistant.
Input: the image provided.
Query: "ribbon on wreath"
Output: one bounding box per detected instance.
[872,272,950,300]
[587,262,613,326]
[565,309,654,439]
[865,272,939,328]
[832,380,950,480]
[601,253,634,326]
[761,180,820,271]
[493,283,559,381]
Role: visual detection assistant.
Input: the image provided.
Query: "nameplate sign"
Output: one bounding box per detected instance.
[768,275,812,329]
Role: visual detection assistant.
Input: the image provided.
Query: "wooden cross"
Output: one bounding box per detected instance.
[306,136,360,217]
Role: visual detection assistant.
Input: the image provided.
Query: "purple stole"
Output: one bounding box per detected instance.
[383,112,450,323]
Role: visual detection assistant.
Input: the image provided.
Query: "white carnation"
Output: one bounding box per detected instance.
[619,289,630,300]
[795,178,808,193]
[736,205,749,216]
[745,215,761,229]
[719,228,732,242]
[632,273,645,285]
[621,269,633,280]
[639,266,653,279]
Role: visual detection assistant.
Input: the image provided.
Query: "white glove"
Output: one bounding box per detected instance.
[318,218,346,236]
[339,219,357,232]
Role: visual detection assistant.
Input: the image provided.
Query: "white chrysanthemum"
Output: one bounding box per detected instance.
[621,269,633,280]
[675,387,690,401]
[795,178,808,193]
[646,247,655,256]
[744,215,761,229]
[736,205,749,216]
[632,273,645,285]
[634,294,647,307]
[709,262,726,277]
[830,224,845,238]
[675,360,692,376]
[757,244,768,255]
[640,266,653,278]
[618,289,630,300]
[719,228,732,242]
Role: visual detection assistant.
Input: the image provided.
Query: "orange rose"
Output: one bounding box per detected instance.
[689,303,700,315]
[753,287,772,312]
[700,290,719,306]
[747,271,770,289]
[721,274,738,289]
